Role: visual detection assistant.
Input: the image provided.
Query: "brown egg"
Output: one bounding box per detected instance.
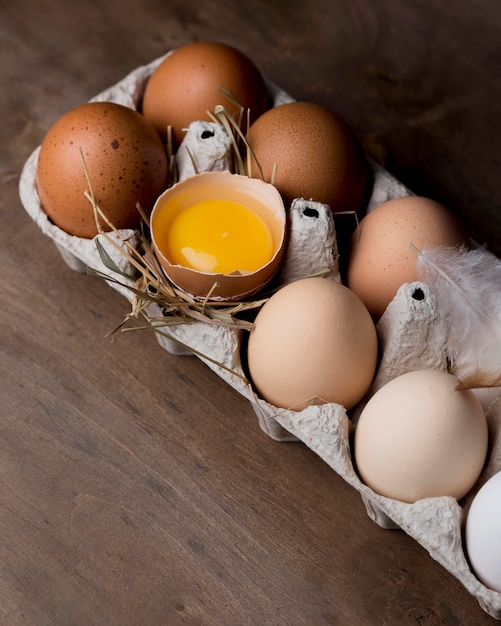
[244,101,369,214]
[346,195,470,319]
[36,101,169,238]
[142,41,269,146]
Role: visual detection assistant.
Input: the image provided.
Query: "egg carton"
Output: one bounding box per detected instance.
[19,52,501,619]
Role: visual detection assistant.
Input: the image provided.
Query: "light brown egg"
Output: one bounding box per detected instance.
[244,101,369,215]
[36,102,168,238]
[346,195,470,319]
[247,277,378,411]
[142,41,269,146]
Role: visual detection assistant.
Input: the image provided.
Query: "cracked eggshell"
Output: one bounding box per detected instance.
[150,171,287,301]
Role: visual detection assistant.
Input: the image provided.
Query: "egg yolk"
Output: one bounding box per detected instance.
[166,199,274,273]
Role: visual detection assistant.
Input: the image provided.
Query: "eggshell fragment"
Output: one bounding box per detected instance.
[36,101,168,238]
[346,195,469,319]
[247,277,378,411]
[245,101,369,215]
[354,369,488,503]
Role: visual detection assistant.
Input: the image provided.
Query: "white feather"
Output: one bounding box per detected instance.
[411,243,501,390]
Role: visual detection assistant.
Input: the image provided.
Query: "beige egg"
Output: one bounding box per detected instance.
[354,369,488,503]
[346,195,469,319]
[246,277,378,411]
[36,102,169,238]
[245,101,369,215]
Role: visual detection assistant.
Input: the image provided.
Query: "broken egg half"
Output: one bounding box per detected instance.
[150,171,287,300]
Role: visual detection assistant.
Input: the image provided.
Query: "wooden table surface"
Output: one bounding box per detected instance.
[2,1,501,624]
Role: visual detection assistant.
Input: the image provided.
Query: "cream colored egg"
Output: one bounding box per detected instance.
[246,277,378,411]
[354,369,488,503]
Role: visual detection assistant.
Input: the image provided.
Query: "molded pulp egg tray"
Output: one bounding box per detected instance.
[19,52,501,619]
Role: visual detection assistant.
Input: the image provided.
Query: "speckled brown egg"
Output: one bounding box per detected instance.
[244,101,369,215]
[142,41,269,146]
[346,195,470,319]
[36,101,169,238]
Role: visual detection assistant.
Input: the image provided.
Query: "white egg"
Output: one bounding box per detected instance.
[465,471,501,592]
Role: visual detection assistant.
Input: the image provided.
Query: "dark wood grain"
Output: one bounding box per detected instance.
[2,1,500,624]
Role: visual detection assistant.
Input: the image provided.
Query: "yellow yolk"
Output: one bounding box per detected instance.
[166,199,274,273]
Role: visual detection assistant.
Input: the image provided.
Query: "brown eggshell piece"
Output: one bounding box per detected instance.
[142,41,269,146]
[346,195,470,319]
[36,101,169,238]
[245,101,369,215]
[150,171,287,301]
